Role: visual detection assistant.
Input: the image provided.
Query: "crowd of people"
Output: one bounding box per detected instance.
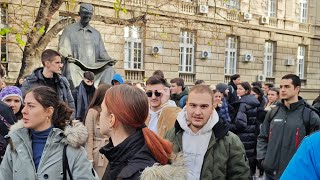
[0,49,319,180]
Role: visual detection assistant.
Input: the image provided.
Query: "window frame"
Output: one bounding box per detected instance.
[224,36,237,75]
[0,4,8,64]
[179,30,195,73]
[300,0,308,23]
[266,0,277,17]
[226,0,240,10]
[297,45,306,79]
[124,26,143,70]
[263,41,274,77]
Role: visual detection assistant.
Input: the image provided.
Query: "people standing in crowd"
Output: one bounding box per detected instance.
[72,71,96,122]
[194,79,205,85]
[99,85,179,180]
[165,85,250,179]
[170,78,188,108]
[229,82,260,178]
[152,70,171,87]
[0,67,16,162]
[281,131,320,180]
[0,86,24,120]
[227,74,241,104]
[263,83,274,97]
[144,76,181,137]
[84,84,112,178]
[0,86,98,179]
[21,49,75,119]
[251,81,262,88]
[312,94,320,112]
[265,87,280,111]
[257,74,320,180]
[214,83,231,124]
[111,73,124,85]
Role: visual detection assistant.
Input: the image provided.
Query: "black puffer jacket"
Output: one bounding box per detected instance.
[100,130,157,180]
[229,94,260,159]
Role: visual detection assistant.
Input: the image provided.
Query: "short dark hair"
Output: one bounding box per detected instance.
[194,80,205,85]
[281,74,301,87]
[170,78,184,88]
[239,82,251,95]
[83,71,94,81]
[146,76,166,86]
[251,81,262,88]
[230,74,240,81]
[41,49,61,66]
[152,70,165,79]
[264,83,274,88]
[252,86,264,103]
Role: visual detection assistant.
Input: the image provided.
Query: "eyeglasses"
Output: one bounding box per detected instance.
[146,91,162,97]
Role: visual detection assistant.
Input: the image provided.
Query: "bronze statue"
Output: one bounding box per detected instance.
[58,3,116,89]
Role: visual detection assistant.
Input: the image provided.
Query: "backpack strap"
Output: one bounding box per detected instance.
[302,106,312,135]
[268,106,280,123]
[63,145,73,180]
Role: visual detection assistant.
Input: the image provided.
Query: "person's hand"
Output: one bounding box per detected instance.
[158,87,170,105]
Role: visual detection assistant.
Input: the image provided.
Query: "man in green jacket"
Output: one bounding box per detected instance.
[165,85,250,180]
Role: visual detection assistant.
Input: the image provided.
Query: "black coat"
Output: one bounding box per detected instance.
[229,94,260,159]
[100,130,156,180]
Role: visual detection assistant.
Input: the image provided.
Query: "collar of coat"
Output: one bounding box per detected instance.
[174,118,229,141]
[8,120,88,149]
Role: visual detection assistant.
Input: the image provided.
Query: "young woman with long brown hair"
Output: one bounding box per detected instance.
[99,85,173,179]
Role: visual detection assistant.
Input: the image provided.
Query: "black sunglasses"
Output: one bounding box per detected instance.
[146,91,162,97]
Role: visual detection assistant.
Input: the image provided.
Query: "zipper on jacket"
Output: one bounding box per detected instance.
[295,128,300,149]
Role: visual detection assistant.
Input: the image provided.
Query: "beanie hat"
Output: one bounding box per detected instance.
[216,83,228,93]
[0,86,23,103]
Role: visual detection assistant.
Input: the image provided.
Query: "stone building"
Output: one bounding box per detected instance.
[1,0,320,100]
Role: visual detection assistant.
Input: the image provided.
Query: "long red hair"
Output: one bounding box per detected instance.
[104,85,172,165]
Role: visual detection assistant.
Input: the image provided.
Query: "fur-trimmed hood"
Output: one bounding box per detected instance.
[9,120,88,148]
[140,153,188,180]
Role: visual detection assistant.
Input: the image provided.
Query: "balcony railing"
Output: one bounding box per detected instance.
[268,17,277,27]
[179,73,195,84]
[179,1,197,14]
[123,0,146,6]
[125,69,145,82]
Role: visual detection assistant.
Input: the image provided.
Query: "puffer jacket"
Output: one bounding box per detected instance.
[171,87,189,108]
[21,67,75,118]
[229,94,260,159]
[0,121,98,180]
[164,114,250,179]
[257,97,320,179]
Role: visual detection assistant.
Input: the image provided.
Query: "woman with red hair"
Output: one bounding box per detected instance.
[99,85,173,179]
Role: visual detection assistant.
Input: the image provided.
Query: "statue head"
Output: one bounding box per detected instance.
[78,3,93,27]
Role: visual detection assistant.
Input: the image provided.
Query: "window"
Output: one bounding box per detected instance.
[266,0,277,17]
[300,0,308,23]
[179,31,194,73]
[0,4,8,63]
[124,26,143,70]
[297,45,306,79]
[224,36,237,75]
[263,41,274,77]
[226,0,240,10]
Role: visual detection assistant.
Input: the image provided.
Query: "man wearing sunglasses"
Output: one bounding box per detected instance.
[144,76,181,137]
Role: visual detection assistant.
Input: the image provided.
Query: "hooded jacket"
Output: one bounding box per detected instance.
[229,94,260,159]
[165,109,250,180]
[0,121,98,180]
[111,73,124,85]
[257,97,320,179]
[21,67,75,118]
[171,87,189,108]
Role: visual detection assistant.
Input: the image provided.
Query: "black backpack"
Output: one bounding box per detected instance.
[0,115,11,157]
[268,101,320,135]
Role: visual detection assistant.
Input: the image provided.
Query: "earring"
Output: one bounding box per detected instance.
[46,116,50,123]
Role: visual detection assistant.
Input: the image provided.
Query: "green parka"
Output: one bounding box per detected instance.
[164,120,250,180]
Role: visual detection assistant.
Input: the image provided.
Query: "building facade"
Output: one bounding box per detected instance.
[2,0,320,99]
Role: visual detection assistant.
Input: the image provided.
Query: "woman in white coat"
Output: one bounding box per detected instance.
[0,86,98,180]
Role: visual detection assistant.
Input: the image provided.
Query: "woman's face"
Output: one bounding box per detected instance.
[251,91,259,99]
[100,99,113,136]
[268,90,279,103]
[237,85,247,97]
[22,92,52,131]
[213,91,222,105]
[3,96,22,114]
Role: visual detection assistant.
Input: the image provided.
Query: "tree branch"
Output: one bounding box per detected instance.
[93,15,147,26]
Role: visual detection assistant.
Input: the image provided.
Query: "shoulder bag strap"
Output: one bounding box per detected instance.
[63,144,73,180]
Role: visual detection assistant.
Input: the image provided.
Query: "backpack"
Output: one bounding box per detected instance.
[0,114,11,157]
[268,101,320,135]
[179,95,188,108]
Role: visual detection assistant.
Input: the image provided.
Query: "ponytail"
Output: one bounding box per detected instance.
[53,101,73,130]
[141,128,172,165]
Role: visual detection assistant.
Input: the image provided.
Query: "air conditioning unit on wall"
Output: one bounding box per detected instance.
[243,12,252,21]
[260,15,269,25]
[257,74,266,82]
[198,5,209,14]
[285,58,295,66]
[244,53,253,62]
[152,46,162,55]
[201,51,210,59]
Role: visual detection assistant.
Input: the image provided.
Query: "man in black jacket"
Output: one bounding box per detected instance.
[257,74,320,179]
[228,74,240,104]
